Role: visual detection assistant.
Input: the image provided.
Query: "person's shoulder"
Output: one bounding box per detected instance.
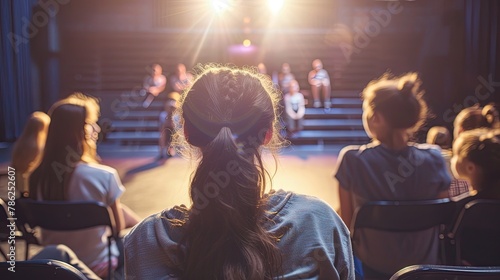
[125,205,188,242]
[290,192,333,212]
[268,190,335,217]
[75,162,118,176]
[338,144,367,158]
[410,143,444,158]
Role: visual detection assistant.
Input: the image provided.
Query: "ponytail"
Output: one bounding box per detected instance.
[175,65,282,279]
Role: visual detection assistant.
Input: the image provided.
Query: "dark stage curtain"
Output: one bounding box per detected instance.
[464,0,500,104]
[0,0,36,142]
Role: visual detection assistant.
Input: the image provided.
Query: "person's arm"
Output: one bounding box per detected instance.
[307,70,317,86]
[148,76,167,96]
[121,203,141,228]
[296,94,306,119]
[109,198,125,234]
[284,95,297,119]
[338,186,355,228]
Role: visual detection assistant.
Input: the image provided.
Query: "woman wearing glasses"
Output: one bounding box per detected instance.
[30,92,140,278]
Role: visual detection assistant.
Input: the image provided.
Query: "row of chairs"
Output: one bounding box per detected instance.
[1,197,499,279]
[351,198,500,268]
[0,198,120,279]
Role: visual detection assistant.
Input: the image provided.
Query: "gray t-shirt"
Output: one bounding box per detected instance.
[124,190,355,280]
[334,143,451,274]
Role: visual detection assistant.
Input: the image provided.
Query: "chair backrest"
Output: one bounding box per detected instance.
[17,199,118,279]
[390,264,500,280]
[351,198,455,235]
[448,199,500,266]
[17,199,117,236]
[0,198,38,260]
[0,259,88,280]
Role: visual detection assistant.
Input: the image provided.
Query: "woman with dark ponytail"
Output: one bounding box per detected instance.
[334,73,451,278]
[124,65,355,279]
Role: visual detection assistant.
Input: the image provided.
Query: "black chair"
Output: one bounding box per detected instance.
[0,198,38,260]
[390,264,500,280]
[351,198,456,273]
[351,198,455,233]
[447,199,500,266]
[0,259,87,280]
[17,199,120,279]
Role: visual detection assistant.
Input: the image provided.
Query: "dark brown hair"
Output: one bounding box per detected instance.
[172,65,283,279]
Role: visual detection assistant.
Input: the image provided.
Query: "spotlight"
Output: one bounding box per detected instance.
[211,0,230,14]
[267,0,284,14]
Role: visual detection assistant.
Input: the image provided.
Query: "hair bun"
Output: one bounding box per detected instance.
[400,81,414,98]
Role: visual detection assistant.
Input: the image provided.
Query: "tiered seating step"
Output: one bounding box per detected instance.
[289,130,369,145]
[303,119,363,130]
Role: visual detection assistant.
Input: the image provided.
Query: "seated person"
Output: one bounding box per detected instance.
[141,63,167,108]
[124,65,355,279]
[169,63,193,94]
[453,104,498,139]
[308,59,331,108]
[450,127,500,266]
[334,72,450,278]
[29,93,141,278]
[158,92,180,159]
[426,126,470,197]
[278,63,296,95]
[284,80,306,137]
[11,111,50,197]
[451,128,500,201]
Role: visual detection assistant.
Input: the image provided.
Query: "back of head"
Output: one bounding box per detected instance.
[426,126,451,149]
[453,128,500,193]
[173,64,282,279]
[11,111,51,174]
[30,93,99,200]
[362,72,428,133]
[454,105,497,138]
[482,103,499,127]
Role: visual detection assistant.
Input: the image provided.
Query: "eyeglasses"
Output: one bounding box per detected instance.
[86,122,101,133]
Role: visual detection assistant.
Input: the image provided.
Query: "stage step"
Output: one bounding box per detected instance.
[303,119,363,130]
[102,93,367,146]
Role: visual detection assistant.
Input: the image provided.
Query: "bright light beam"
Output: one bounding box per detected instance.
[211,0,231,14]
[268,0,284,14]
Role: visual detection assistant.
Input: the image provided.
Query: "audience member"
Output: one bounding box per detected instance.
[284,79,306,137]
[426,126,470,197]
[141,63,167,108]
[158,92,180,159]
[334,72,451,278]
[29,93,141,278]
[169,63,193,94]
[453,104,498,139]
[451,128,500,200]
[277,62,296,95]
[308,59,331,108]
[124,65,355,280]
[450,127,500,266]
[482,102,500,127]
[10,111,50,197]
[257,62,268,75]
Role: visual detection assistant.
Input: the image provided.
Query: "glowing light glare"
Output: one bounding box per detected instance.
[243,39,251,47]
[211,0,230,14]
[267,0,284,13]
